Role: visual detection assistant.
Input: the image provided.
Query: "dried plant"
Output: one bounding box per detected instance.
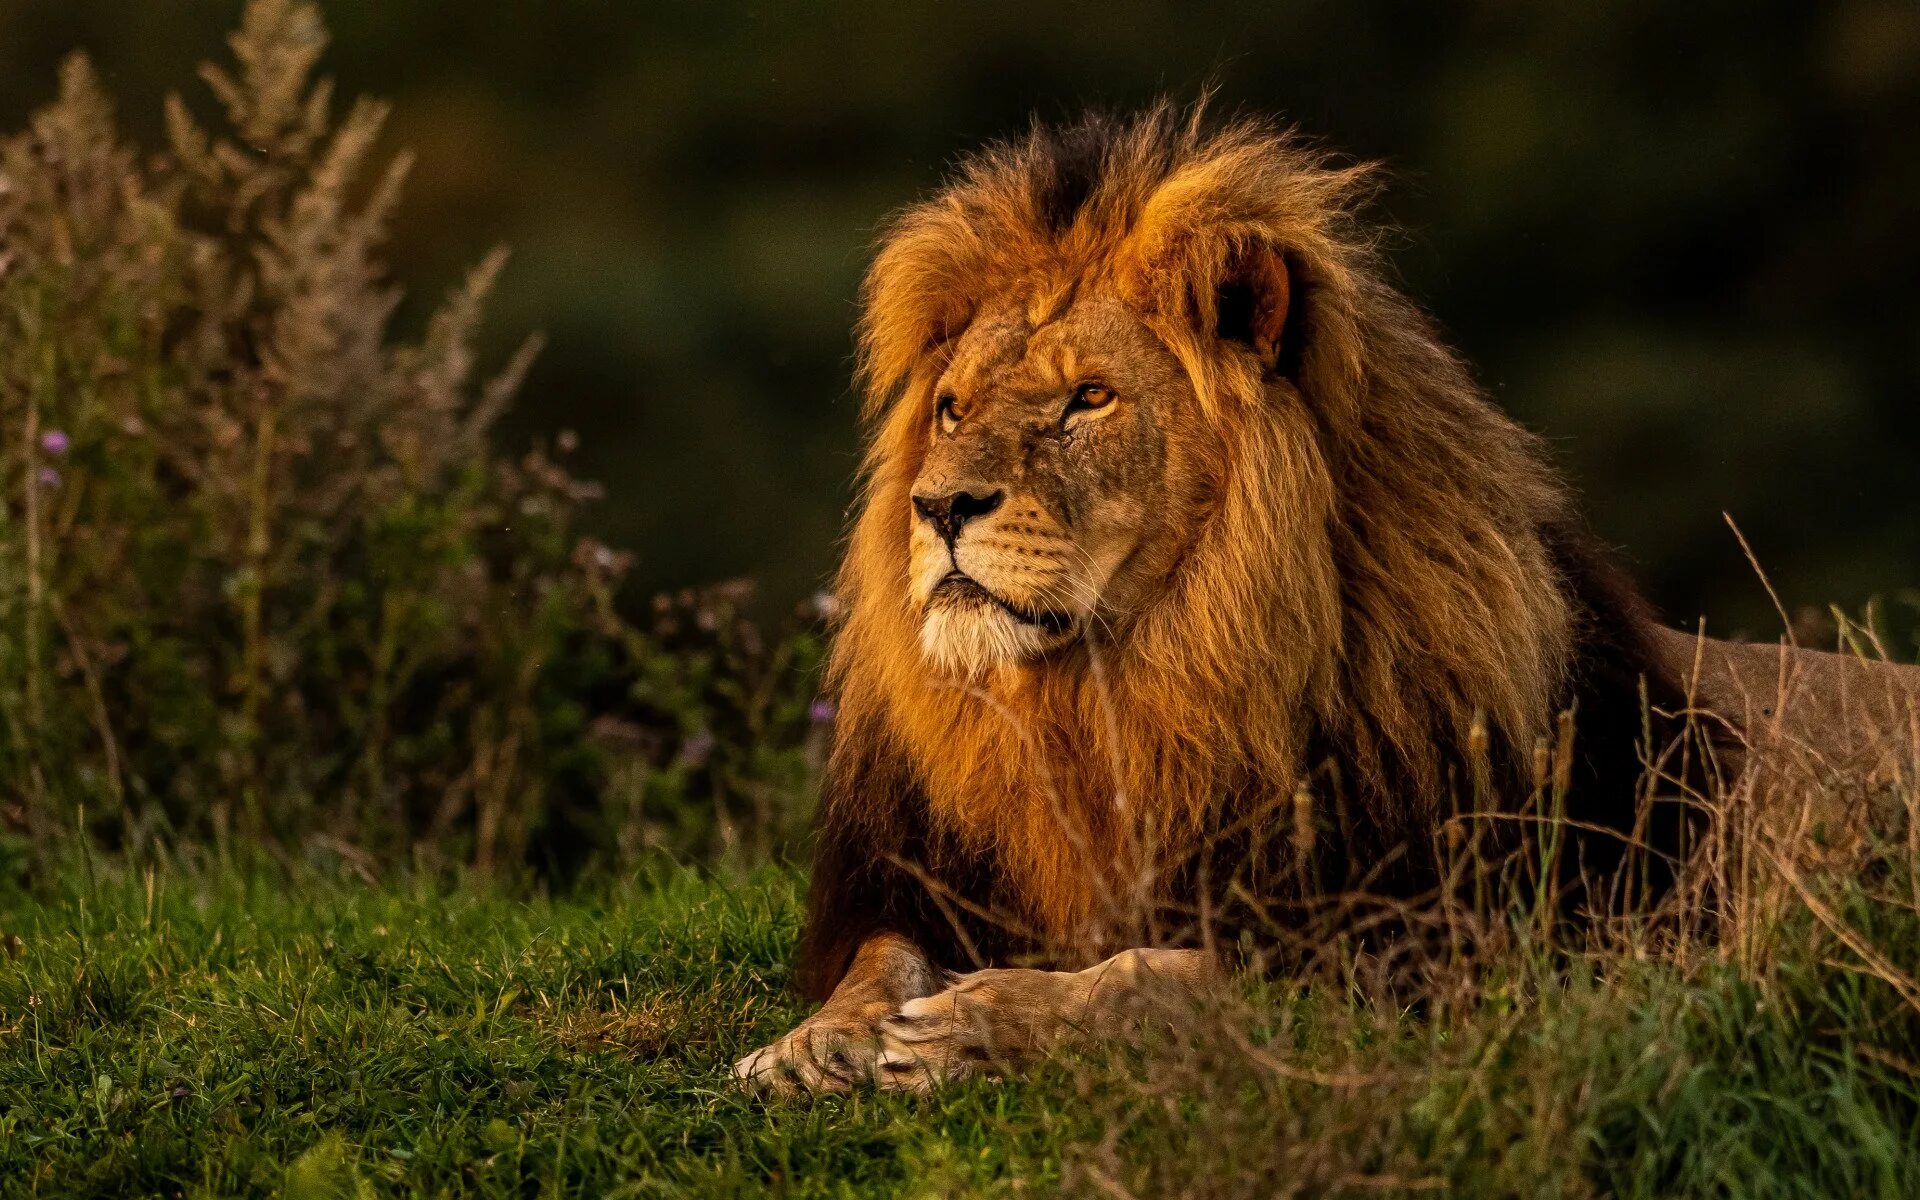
[1046,666,1920,1197]
[0,0,822,882]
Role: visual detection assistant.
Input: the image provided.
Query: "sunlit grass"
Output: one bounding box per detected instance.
[0,868,1078,1197]
[3,859,1918,1198]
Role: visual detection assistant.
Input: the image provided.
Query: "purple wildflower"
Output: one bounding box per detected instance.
[680,730,715,768]
[809,699,836,725]
[39,429,69,456]
[36,466,60,489]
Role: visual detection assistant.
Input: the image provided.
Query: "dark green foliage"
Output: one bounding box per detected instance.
[7,1,1917,623]
[0,1,824,883]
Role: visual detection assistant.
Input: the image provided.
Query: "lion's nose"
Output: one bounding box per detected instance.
[912,487,1005,544]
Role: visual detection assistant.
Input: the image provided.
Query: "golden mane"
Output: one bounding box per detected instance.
[810,104,1643,964]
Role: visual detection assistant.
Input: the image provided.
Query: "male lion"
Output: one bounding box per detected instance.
[736,105,1920,1095]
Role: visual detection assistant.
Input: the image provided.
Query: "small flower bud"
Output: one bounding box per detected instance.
[680,730,715,768]
[1290,780,1315,855]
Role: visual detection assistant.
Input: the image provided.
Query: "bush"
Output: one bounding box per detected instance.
[0,0,824,884]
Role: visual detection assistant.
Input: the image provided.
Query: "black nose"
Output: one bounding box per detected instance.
[912,487,1004,543]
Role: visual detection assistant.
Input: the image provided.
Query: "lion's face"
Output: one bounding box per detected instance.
[909,293,1216,677]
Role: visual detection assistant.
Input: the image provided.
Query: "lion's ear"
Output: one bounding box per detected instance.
[1121,224,1297,380]
[1214,242,1292,375]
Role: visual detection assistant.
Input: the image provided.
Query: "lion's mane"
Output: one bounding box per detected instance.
[797,105,1686,998]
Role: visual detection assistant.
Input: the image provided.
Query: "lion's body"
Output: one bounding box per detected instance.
[1650,627,1920,834]
[797,106,1699,997]
[736,106,1920,1095]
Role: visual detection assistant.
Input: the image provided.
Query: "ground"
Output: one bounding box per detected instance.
[3,866,1918,1198]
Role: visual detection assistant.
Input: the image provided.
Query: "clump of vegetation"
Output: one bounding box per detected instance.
[0,0,824,884]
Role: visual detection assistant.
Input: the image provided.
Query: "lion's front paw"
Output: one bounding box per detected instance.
[874,967,1079,1092]
[732,1003,893,1097]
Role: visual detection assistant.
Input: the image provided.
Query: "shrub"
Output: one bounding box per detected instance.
[0,0,823,884]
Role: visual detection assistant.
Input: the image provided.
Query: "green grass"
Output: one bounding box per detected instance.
[3,866,1919,1198]
[0,868,1091,1198]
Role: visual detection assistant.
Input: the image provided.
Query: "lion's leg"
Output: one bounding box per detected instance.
[873,947,1217,1091]
[733,932,942,1095]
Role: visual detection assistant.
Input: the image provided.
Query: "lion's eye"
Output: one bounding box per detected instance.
[935,393,960,433]
[1063,382,1117,421]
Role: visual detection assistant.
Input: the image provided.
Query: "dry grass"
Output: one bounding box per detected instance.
[1038,639,1920,1197]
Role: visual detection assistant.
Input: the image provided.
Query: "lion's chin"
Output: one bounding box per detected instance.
[918,598,1059,679]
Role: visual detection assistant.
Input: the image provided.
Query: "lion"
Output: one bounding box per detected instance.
[735,104,1920,1095]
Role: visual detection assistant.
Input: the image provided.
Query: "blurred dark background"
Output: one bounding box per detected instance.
[4,0,1916,640]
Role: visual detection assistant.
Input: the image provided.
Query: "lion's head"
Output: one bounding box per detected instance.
[906,292,1221,677]
[826,105,1590,942]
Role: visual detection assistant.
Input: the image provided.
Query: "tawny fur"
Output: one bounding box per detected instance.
[831,105,1577,944]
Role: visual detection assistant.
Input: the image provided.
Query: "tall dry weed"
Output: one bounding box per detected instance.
[0,1,824,882]
[1055,654,1920,1196]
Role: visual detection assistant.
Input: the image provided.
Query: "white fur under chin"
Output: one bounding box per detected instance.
[919,602,1051,679]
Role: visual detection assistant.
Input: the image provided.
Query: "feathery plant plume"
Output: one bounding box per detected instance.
[0,0,825,883]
